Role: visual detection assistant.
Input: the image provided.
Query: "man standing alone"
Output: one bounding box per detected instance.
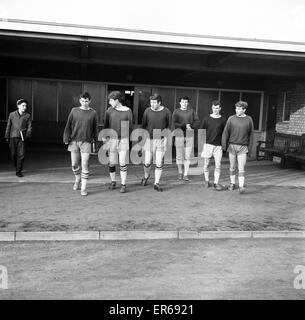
[5,99,32,177]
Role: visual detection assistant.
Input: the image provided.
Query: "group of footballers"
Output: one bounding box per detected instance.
[62,90,254,196]
[5,90,254,197]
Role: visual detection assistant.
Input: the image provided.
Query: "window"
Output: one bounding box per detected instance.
[282,92,291,122]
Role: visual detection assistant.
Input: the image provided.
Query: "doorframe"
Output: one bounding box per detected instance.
[265,92,279,141]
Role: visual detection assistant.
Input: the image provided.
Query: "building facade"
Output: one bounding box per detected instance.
[1,17,305,155]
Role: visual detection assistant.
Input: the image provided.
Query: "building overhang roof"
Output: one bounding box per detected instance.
[1,18,305,58]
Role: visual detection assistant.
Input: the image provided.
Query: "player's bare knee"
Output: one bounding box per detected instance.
[215,162,221,171]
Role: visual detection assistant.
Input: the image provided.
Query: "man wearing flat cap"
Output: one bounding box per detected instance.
[5,99,32,177]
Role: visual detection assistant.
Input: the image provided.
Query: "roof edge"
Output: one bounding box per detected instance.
[1,18,305,56]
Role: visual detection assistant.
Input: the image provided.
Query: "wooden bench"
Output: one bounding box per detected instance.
[256,133,293,165]
[283,135,305,169]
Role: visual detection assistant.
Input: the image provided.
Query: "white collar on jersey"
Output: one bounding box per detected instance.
[151,106,164,112]
[210,114,221,119]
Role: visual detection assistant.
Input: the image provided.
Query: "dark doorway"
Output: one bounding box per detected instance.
[107,85,134,111]
[266,93,278,142]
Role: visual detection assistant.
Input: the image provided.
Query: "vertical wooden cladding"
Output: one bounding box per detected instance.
[32,80,57,121]
[83,83,106,124]
[0,79,6,120]
[7,79,32,115]
[197,90,219,121]
[3,78,264,135]
[152,87,175,112]
[134,86,152,125]
[175,89,197,111]
[58,82,82,122]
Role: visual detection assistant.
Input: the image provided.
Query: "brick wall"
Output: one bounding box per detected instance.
[275,91,288,134]
[266,79,305,136]
[285,83,305,135]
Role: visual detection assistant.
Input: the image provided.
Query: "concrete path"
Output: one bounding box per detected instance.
[1,154,305,188]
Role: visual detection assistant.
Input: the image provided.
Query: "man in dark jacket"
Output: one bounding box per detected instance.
[5,99,32,177]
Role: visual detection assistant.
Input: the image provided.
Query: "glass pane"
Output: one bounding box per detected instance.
[33,80,57,121]
[8,79,32,115]
[58,82,82,122]
[175,89,197,110]
[152,87,175,113]
[283,91,291,122]
[220,91,240,120]
[0,79,6,120]
[83,83,106,125]
[197,90,219,122]
[241,92,262,130]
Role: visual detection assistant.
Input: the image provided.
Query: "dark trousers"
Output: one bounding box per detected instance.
[9,138,26,174]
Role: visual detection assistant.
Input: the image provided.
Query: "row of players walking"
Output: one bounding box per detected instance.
[5,91,254,196]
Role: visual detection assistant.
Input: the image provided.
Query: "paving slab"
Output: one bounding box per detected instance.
[99,231,178,240]
[179,231,252,239]
[15,231,99,241]
[0,232,15,242]
[252,231,305,238]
